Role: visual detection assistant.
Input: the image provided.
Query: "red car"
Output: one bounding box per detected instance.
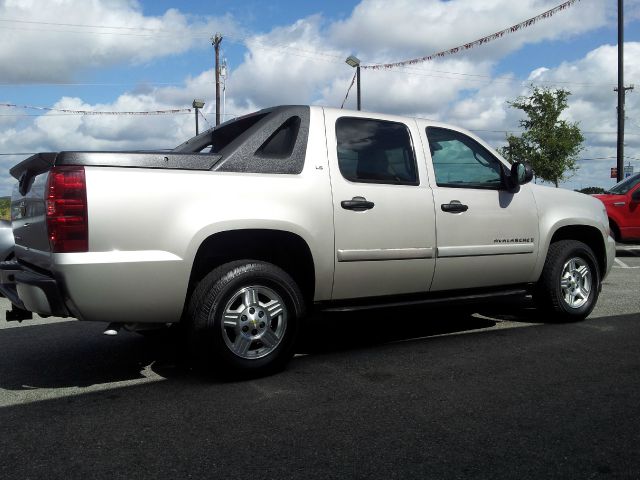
[593,172,640,242]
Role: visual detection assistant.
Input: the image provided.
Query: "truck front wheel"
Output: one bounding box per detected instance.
[187,260,304,377]
[534,240,600,322]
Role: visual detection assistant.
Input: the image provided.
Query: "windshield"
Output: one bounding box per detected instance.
[608,172,640,194]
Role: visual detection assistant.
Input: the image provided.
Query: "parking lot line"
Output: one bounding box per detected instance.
[614,257,640,269]
[0,364,164,408]
[615,258,630,268]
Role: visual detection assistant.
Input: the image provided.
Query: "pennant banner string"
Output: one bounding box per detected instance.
[0,102,191,115]
[361,0,581,70]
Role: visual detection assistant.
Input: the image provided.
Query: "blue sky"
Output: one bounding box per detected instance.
[0,0,639,194]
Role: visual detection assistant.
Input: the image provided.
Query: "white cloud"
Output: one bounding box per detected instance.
[447,77,522,136]
[227,16,345,109]
[0,0,239,83]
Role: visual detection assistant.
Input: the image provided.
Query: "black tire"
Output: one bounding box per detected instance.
[534,240,600,322]
[187,260,304,378]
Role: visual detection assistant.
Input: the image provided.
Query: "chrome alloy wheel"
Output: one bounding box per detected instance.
[220,285,287,360]
[559,257,592,309]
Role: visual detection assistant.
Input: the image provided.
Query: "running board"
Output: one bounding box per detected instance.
[319,288,530,313]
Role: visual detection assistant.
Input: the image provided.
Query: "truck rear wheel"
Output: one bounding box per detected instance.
[534,240,600,322]
[187,260,304,377]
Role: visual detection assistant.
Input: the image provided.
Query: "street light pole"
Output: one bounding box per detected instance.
[345,55,361,111]
[192,99,205,135]
[356,64,361,111]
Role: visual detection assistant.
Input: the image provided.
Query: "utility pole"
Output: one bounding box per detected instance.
[615,83,634,178]
[616,0,626,183]
[220,58,227,122]
[212,33,223,126]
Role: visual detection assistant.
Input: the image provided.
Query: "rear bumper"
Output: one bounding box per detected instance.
[0,261,70,317]
[0,250,187,324]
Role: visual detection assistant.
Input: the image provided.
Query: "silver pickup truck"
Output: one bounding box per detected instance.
[1,105,615,375]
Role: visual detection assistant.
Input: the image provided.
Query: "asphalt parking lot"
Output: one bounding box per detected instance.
[0,244,638,479]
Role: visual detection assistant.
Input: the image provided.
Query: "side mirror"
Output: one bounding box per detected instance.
[632,189,640,202]
[510,161,533,187]
[505,161,533,191]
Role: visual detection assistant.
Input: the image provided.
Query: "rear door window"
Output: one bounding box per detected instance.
[336,117,418,185]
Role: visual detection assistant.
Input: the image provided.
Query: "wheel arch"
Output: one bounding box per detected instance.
[547,225,606,278]
[185,229,316,315]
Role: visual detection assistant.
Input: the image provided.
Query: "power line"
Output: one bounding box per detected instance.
[0,18,181,32]
[0,17,345,60]
[198,110,212,128]
[0,21,350,66]
[0,24,210,39]
[0,81,189,87]
[364,65,622,88]
[391,64,619,88]
[0,17,222,39]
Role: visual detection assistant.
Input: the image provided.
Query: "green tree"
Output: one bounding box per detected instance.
[499,86,584,187]
[0,198,9,221]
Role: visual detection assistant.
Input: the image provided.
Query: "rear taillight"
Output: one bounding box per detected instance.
[46,166,88,253]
